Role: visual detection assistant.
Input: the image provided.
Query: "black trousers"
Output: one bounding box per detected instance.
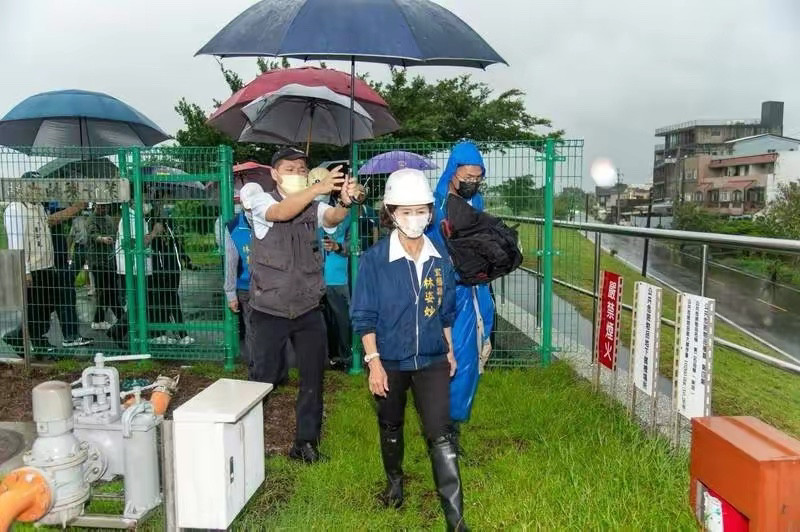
[376,360,452,442]
[149,272,186,337]
[9,268,59,346]
[92,264,123,323]
[250,307,327,444]
[322,285,351,364]
[53,265,79,340]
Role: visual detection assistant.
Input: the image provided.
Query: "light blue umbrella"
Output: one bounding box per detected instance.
[0,89,170,155]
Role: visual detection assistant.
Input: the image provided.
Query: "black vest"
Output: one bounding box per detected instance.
[249,191,325,318]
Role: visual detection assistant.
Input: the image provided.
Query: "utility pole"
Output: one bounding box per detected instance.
[677,144,684,205]
[615,168,623,225]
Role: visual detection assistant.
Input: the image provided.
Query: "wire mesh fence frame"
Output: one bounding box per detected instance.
[347,139,585,369]
[0,145,237,365]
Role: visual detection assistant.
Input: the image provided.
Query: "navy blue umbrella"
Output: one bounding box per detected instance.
[196,0,505,175]
[196,0,506,68]
[0,89,170,155]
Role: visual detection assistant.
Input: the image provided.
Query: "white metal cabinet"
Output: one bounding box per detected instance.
[173,378,272,530]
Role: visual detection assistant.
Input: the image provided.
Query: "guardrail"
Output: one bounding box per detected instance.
[502,215,800,374]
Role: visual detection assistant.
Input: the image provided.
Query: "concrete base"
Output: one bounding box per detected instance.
[0,421,35,475]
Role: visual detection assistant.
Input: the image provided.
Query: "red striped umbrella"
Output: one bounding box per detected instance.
[208,66,398,141]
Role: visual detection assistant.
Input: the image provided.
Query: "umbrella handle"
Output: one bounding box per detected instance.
[305,105,315,155]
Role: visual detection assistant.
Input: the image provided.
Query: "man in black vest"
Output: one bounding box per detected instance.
[246,147,356,463]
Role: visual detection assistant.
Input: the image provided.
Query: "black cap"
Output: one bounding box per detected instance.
[271,147,307,168]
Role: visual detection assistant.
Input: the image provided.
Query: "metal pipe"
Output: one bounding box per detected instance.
[520,265,800,375]
[700,244,709,297]
[501,216,800,254]
[590,233,602,365]
[161,420,177,532]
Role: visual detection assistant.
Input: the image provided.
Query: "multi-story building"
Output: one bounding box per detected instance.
[652,101,784,204]
[692,134,800,215]
[595,183,651,222]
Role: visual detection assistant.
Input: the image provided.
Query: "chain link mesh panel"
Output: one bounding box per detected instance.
[348,140,584,368]
[0,146,235,364]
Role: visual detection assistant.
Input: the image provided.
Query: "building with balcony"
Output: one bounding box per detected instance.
[690,134,800,216]
[652,101,784,203]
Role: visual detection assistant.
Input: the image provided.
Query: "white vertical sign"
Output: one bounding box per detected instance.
[673,293,715,419]
[630,282,662,396]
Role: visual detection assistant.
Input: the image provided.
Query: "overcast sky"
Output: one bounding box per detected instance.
[1,0,798,189]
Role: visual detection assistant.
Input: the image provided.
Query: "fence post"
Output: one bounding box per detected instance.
[348,142,363,376]
[219,145,236,371]
[591,232,602,368]
[118,149,137,354]
[540,138,558,366]
[131,147,148,355]
[700,244,709,297]
[642,190,653,277]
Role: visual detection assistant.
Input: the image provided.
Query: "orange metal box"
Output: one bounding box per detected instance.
[690,416,800,530]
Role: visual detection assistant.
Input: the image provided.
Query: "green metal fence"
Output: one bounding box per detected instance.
[348,139,585,370]
[0,146,236,366]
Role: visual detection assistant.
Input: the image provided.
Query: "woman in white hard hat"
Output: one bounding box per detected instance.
[351,168,467,531]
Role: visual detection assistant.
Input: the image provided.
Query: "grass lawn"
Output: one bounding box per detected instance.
[236,363,696,530]
[520,224,800,438]
[17,362,696,531]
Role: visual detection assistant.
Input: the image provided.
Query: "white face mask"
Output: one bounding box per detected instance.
[278,174,308,195]
[395,213,430,239]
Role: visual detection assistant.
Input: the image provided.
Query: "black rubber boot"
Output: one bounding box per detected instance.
[378,424,404,508]
[429,435,468,531]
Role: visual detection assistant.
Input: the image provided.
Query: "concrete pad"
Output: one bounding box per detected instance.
[0,421,35,475]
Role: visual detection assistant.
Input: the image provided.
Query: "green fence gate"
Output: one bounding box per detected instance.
[0,145,237,367]
[349,139,585,371]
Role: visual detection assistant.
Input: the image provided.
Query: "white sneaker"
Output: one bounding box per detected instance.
[91,321,112,331]
[178,336,195,346]
[150,335,176,346]
[63,337,93,348]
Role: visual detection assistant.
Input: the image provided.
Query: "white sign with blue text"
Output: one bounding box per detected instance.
[631,282,663,397]
[673,293,716,420]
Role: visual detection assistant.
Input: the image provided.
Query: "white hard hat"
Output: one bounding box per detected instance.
[239,182,265,210]
[383,169,434,206]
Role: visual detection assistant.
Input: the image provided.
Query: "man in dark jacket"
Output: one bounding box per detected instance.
[87,201,123,330]
[245,147,357,463]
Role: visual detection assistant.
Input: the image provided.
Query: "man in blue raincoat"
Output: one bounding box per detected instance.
[427,141,495,432]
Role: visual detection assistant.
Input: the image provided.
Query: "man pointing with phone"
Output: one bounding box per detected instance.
[243,147,357,463]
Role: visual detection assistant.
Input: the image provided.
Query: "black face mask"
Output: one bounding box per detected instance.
[456,180,481,199]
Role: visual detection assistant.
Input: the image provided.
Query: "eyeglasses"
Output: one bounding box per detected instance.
[457,172,483,183]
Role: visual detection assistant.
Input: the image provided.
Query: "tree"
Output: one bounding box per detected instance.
[764,182,800,239]
[555,187,586,220]
[490,176,544,215]
[174,61,560,167]
[368,68,561,146]
[673,202,720,233]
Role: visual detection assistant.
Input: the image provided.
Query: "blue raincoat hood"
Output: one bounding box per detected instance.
[434,141,486,211]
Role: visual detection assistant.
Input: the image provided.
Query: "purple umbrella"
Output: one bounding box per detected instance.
[358,150,438,176]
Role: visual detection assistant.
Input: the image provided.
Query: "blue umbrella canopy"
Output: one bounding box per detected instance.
[0,89,170,155]
[196,0,506,68]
